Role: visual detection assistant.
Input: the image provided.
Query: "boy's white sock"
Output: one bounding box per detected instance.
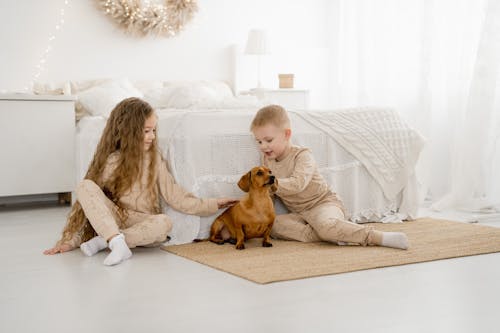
[381,232,409,250]
[80,235,107,257]
[103,234,132,266]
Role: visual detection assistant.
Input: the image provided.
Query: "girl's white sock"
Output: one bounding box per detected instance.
[381,232,409,250]
[103,234,132,266]
[80,235,107,257]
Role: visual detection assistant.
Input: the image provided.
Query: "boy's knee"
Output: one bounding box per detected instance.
[271,217,290,234]
[314,218,350,241]
[301,227,321,242]
[271,217,320,242]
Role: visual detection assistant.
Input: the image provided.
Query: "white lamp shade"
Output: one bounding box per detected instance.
[245,29,269,55]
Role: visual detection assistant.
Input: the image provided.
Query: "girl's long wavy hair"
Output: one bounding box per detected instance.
[58,97,160,245]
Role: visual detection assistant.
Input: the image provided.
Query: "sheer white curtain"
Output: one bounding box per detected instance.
[328,0,500,214]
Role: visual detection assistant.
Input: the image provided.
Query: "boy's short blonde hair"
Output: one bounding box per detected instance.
[250,104,291,131]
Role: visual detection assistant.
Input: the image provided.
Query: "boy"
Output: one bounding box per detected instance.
[250,105,408,249]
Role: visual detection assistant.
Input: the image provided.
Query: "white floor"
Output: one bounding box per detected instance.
[1,203,500,333]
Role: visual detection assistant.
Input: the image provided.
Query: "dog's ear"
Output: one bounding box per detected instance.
[270,178,278,193]
[238,171,251,192]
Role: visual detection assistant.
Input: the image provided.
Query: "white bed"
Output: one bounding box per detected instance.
[73,80,424,245]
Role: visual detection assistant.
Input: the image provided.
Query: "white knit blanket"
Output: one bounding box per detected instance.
[293,108,425,200]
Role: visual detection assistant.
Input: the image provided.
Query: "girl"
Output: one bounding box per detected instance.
[44,97,237,265]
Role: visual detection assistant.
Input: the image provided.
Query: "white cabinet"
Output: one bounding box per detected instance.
[244,88,310,110]
[0,94,75,198]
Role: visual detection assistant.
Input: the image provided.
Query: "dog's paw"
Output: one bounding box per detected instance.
[262,242,273,247]
[235,243,245,250]
[209,239,225,245]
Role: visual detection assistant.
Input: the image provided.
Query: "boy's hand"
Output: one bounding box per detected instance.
[217,198,239,209]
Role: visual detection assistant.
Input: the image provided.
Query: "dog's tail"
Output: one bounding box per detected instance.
[193,238,208,243]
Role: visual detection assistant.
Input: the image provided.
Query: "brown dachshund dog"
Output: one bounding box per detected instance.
[209,166,278,250]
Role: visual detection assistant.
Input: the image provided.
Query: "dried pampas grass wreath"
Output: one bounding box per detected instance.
[96,0,198,37]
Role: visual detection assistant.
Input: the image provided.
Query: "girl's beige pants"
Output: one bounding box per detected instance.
[76,179,171,248]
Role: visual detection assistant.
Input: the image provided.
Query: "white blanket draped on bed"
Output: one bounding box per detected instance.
[293,108,425,200]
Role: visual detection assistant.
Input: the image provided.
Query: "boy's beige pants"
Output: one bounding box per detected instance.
[271,202,383,246]
[76,179,172,248]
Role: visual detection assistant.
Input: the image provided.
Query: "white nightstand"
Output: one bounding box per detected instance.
[0,94,75,201]
[243,88,310,110]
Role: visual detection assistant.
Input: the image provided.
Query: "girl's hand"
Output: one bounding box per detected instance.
[43,243,75,255]
[217,198,239,209]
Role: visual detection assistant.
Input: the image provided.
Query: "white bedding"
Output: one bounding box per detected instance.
[76,107,423,245]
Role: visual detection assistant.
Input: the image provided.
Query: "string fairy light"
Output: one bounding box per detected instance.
[26,0,70,92]
[97,0,197,38]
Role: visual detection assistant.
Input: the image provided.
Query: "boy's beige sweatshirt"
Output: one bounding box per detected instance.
[263,145,345,214]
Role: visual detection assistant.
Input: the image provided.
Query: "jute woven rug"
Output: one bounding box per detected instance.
[161,218,500,284]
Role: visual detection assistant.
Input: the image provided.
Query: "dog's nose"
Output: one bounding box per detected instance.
[269,175,275,183]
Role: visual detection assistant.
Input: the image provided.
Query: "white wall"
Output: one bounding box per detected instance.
[0,0,331,107]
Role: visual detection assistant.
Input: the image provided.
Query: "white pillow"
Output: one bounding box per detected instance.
[196,95,263,109]
[196,80,233,99]
[143,81,234,109]
[168,84,218,108]
[70,78,110,94]
[142,86,173,108]
[77,79,143,117]
[143,84,215,109]
[134,80,164,94]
